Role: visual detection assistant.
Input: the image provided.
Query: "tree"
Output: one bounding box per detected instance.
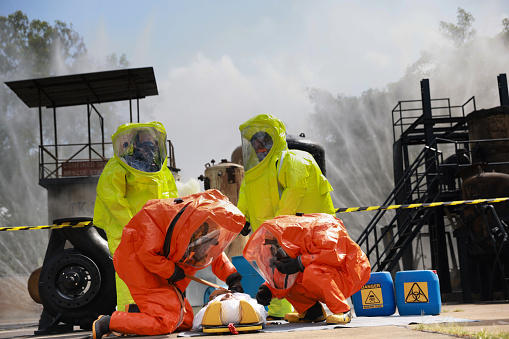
[0,11,127,278]
[307,8,509,239]
[0,11,89,230]
[439,7,476,47]
[500,18,509,46]
[0,11,87,78]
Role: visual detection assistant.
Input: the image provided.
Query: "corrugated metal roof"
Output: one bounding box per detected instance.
[4,67,158,108]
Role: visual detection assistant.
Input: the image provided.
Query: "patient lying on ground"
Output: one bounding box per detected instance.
[192,290,268,332]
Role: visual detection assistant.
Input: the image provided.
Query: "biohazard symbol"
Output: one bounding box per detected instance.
[364,291,381,304]
[404,282,429,303]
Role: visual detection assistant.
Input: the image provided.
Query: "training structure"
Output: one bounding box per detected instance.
[5,68,179,334]
[356,74,509,303]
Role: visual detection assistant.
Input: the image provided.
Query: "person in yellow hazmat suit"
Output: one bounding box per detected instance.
[236,114,336,320]
[93,121,179,312]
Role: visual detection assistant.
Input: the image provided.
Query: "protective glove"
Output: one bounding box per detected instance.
[256,284,272,306]
[167,264,185,284]
[240,221,252,236]
[274,256,305,275]
[226,272,244,293]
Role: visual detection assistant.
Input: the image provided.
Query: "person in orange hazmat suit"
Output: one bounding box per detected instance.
[94,121,179,312]
[243,213,371,325]
[92,190,246,339]
[237,114,336,319]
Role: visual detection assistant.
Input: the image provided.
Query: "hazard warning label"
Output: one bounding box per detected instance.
[360,283,383,309]
[403,282,429,303]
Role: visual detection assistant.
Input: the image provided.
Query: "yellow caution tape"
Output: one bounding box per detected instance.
[0,220,93,232]
[2,198,508,230]
[335,197,509,213]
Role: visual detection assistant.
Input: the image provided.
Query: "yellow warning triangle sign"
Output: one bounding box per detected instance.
[405,282,429,303]
[365,290,381,304]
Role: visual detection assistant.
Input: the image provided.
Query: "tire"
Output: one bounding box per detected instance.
[38,248,116,328]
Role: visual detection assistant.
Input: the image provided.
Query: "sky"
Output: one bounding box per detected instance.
[1,0,509,186]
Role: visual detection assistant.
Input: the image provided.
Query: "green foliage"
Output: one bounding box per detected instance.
[500,18,509,46]
[0,11,87,78]
[0,11,128,277]
[439,8,476,47]
[307,7,509,236]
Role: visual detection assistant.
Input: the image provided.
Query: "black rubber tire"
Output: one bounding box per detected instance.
[38,248,116,327]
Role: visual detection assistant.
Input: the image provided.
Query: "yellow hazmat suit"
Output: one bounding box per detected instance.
[94,121,179,312]
[237,114,335,318]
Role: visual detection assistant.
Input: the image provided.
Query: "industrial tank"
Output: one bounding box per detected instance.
[199,159,247,258]
[231,133,327,175]
[459,106,509,300]
[467,106,509,174]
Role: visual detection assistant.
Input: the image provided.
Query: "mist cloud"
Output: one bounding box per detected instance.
[154,53,314,182]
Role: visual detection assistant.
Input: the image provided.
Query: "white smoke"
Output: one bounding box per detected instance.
[153,54,313,183]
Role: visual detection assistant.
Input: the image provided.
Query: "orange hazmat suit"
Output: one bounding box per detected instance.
[237,114,336,317]
[244,213,371,314]
[110,190,245,335]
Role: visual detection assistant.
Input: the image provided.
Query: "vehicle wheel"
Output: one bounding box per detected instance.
[38,249,115,328]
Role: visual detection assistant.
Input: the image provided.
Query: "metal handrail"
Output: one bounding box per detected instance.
[392,96,475,143]
[356,139,444,271]
[39,139,177,180]
[357,136,509,271]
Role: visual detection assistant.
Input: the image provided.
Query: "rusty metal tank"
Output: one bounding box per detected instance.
[459,164,509,245]
[467,106,509,174]
[199,159,247,258]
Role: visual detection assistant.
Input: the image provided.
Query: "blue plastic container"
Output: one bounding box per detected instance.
[395,270,441,315]
[231,255,265,298]
[351,272,396,316]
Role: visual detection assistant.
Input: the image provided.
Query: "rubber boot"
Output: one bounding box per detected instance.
[326,309,352,325]
[284,302,326,323]
[92,315,111,339]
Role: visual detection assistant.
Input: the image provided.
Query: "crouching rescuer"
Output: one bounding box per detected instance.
[92,190,245,338]
[244,213,371,324]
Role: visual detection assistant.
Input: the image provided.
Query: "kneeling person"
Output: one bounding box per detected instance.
[244,213,371,325]
[93,190,246,338]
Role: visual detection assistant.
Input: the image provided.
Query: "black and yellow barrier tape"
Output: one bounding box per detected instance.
[2,198,508,230]
[0,220,92,232]
[335,197,509,213]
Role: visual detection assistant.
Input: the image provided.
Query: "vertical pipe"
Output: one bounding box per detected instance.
[53,106,58,178]
[88,103,91,160]
[129,81,133,123]
[498,74,509,106]
[421,79,433,146]
[421,79,451,289]
[137,97,140,123]
[101,114,105,158]
[38,89,44,180]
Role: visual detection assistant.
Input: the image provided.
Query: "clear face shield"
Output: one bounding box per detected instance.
[113,127,167,172]
[179,219,237,268]
[244,229,299,290]
[241,126,274,171]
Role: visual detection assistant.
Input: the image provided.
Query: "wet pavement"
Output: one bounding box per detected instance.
[1,302,508,339]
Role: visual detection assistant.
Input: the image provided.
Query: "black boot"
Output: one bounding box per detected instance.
[92,315,111,339]
[302,301,326,322]
[285,301,326,323]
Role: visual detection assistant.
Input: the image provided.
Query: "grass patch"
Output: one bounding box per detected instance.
[412,323,509,339]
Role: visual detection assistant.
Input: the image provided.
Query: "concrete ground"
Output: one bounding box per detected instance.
[0,302,508,339]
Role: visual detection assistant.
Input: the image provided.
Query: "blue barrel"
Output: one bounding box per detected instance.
[231,255,265,298]
[395,270,441,315]
[351,272,396,316]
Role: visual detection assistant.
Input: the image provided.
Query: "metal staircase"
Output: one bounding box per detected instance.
[355,79,475,291]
